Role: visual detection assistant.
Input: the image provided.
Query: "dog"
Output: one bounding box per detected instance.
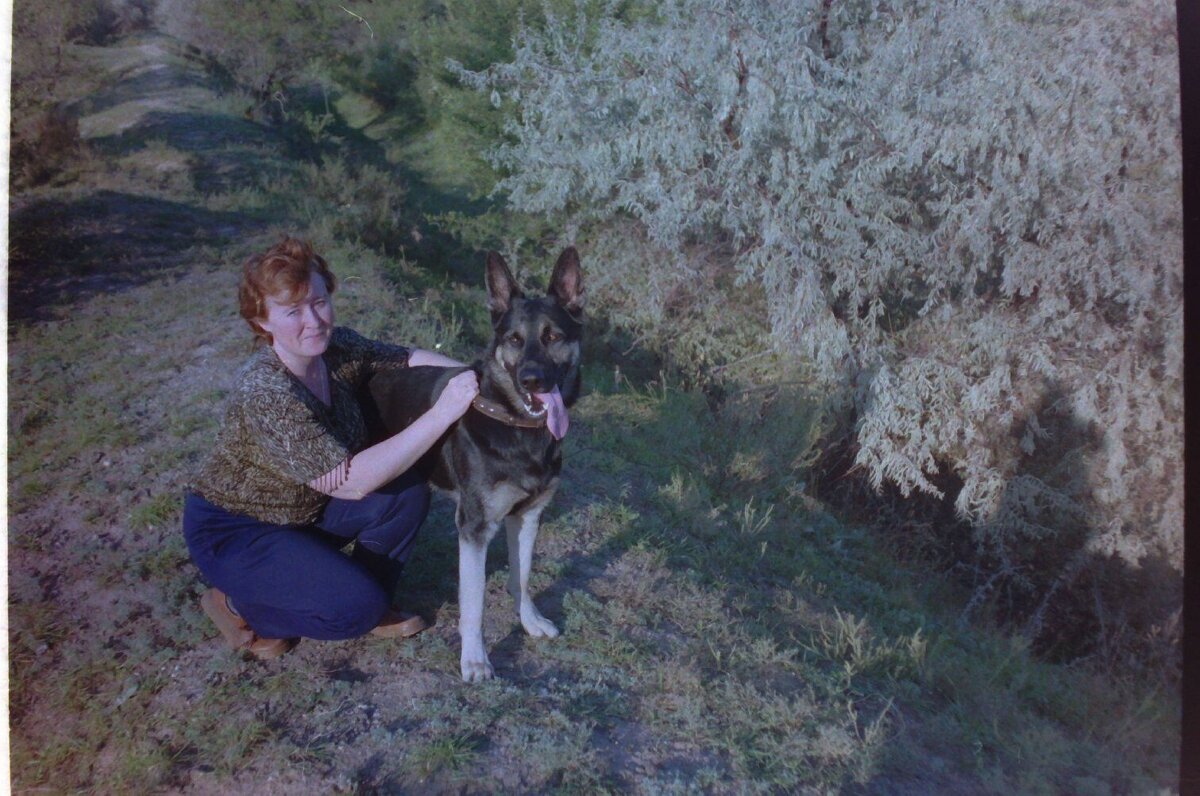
[364,247,583,681]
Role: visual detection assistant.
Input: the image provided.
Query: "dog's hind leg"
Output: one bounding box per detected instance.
[505,506,560,639]
[458,529,496,682]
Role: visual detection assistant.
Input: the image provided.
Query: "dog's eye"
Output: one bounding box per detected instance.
[544,330,563,343]
[506,332,523,345]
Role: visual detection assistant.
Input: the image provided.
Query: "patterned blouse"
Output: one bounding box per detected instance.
[190,327,410,525]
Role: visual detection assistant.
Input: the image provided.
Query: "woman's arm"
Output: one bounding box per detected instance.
[408,348,467,368]
[309,370,478,499]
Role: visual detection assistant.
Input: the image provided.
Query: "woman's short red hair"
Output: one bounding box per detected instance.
[238,237,337,343]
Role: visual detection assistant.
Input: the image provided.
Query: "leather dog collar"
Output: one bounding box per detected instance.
[470,395,547,429]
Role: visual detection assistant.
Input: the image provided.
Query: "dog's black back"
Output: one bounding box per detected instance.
[363,248,584,542]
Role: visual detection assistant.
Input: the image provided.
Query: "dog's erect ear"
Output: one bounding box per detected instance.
[485,251,523,325]
[548,247,584,317]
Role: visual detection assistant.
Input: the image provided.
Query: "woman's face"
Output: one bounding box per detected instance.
[258,270,335,362]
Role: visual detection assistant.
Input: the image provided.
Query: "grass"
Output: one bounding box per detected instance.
[6,24,1180,796]
[408,733,482,781]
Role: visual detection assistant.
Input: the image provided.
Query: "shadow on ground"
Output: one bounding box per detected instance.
[8,32,291,321]
[9,191,265,321]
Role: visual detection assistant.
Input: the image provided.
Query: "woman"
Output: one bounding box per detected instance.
[183,237,477,659]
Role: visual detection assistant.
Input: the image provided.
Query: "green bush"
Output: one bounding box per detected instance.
[458,0,1182,659]
[287,156,411,254]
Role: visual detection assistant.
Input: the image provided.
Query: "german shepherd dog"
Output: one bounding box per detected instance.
[364,248,583,681]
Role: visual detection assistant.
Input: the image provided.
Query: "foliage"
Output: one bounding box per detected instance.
[10,0,156,187]
[287,156,412,254]
[157,0,358,90]
[10,0,98,186]
[156,0,509,170]
[458,0,1182,643]
[11,1,98,112]
[399,0,552,197]
[401,0,656,196]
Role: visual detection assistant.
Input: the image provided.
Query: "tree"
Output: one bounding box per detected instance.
[458,0,1182,645]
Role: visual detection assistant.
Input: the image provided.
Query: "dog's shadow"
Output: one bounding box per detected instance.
[396,499,460,623]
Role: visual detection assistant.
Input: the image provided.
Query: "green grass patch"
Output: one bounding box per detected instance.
[129,492,181,531]
[407,732,481,780]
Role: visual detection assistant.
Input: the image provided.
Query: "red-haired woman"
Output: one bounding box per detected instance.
[182,237,477,658]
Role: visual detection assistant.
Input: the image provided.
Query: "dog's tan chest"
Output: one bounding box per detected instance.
[482,481,527,521]
[482,478,559,522]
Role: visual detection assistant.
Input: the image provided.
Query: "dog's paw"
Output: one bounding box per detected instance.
[521,607,560,639]
[460,633,494,682]
[460,654,495,682]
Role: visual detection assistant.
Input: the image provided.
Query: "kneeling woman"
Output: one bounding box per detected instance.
[183,237,477,659]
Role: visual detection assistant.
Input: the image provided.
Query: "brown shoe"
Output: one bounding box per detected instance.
[201,587,254,649]
[244,635,293,660]
[370,608,429,639]
[201,587,292,659]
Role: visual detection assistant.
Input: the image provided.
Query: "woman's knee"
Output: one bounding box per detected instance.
[356,480,431,555]
[311,580,389,640]
[384,477,431,522]
[228,570,388,641]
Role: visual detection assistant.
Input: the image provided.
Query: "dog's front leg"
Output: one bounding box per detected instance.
[458,529,495,682]
[505,508,560,639]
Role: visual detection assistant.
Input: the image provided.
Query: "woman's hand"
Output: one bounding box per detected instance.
[433,370,479,423]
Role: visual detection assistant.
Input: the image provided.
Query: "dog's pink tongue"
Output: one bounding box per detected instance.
[535,386,569,440]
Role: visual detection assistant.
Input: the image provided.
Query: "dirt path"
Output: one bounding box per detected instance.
[9,33,278,321]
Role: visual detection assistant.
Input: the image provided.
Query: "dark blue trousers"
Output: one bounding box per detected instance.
[183,470,431,641]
